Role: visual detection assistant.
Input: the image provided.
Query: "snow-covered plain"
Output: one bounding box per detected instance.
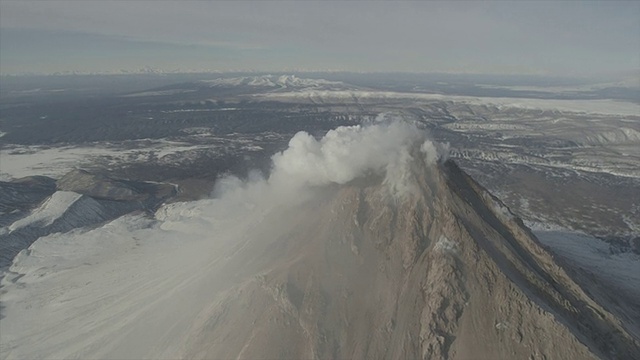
[262,90,640,116]
[532,225,640,299]
[0,168,297,359]
[122,89,197,97]
[0,140,212,181]
[0,210,243,359]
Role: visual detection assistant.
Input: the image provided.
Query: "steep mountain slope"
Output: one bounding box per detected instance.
[183,157,638,360]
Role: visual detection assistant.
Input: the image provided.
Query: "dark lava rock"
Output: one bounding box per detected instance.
[57,169,176,207]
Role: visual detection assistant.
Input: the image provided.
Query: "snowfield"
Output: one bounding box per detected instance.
[0,140,213,181]
[261,89,640,116]
[533,227,640,299]
[7,191,83,232]
[0,203,248,359]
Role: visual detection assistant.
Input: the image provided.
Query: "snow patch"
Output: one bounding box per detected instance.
[8,191,82,232]
[434,235,457,254]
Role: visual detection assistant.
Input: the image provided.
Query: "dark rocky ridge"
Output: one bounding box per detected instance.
[0,176,57,228]
[57,169,176,204]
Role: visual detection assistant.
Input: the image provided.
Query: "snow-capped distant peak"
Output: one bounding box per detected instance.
[273,75,342,88]
[199,75,347,90]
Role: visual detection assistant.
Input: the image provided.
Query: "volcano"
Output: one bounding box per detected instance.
[1,123,638,359]
[181,160,639,360]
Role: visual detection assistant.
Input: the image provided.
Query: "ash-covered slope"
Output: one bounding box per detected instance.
[1,122,637,360]
[186,156,638,360]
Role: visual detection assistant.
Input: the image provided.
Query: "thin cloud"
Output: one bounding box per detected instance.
[1,1,638,75]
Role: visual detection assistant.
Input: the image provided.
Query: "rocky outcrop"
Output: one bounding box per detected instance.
[57,169,175,205]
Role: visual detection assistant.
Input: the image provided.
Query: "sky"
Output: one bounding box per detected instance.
[0,1,638,77]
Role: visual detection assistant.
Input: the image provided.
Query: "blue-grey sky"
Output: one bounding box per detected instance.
[1,1,638,76]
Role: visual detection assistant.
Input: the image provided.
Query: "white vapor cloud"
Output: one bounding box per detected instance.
[272,123,424,186]
[243,121,447,199]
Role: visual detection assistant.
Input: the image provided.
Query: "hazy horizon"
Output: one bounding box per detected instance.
[1,1,638,78]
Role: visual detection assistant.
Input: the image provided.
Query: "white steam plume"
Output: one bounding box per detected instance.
[234,121,448,199]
